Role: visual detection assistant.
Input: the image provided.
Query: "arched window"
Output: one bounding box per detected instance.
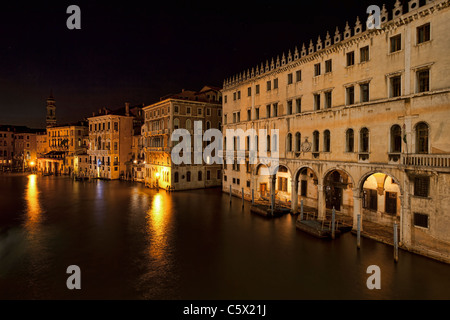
[313,131,320,152]
[174,118,179,129]
[198,171,203,181]
[416,122,429,154]
[360,127,369,152]
[346,129,354,152]
[186,119,191,130]
[323,130,330,152]
[286,133,292,152]
[174,172,179,183]
[295,132,301,152]
[186,171,191,182]
[266,135,271,152]
[272,134,278,151]
[390,125,402,153]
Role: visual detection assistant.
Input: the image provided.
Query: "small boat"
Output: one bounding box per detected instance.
[250,204,290,218]
[296,219,341,239]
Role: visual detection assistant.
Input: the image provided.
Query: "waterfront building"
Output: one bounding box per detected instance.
[222,0,450,262]
[87,103,142,180]
[38,122,88,175]
[0,125,44,172]
[142,86,222,190]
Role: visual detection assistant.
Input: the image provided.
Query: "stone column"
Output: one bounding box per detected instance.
[291,179,298,213]
[318,184,326,220]
[352,188,363,231]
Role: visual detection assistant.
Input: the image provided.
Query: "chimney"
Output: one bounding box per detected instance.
[125,102,130,116]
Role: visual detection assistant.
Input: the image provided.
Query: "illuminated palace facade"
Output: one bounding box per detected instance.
[86,104,141,180]
[222,0,450,262]
[142,86,222,190]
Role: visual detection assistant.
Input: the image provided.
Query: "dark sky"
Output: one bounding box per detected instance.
[1,0,392,128]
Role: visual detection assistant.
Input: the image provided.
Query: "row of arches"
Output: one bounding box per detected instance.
[253,162,402,229]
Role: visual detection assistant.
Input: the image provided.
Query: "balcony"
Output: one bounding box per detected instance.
[402,154,450,168]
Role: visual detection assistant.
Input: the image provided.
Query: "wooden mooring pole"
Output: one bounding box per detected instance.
[241,187,244,208]
[300,199,304,221]
[251,189,254,204]
[331,206,336,240]
[357,214,361,249]
[229,185,232,204]
[394,222,399,262]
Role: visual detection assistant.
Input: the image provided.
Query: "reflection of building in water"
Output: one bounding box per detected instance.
[222,0,450,262]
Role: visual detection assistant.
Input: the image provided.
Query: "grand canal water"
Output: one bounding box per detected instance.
[0,173,449,299]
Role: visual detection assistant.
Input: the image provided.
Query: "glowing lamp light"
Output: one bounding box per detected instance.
[155,172,160,178]
[133,160,137,164]
[29,161,35,166]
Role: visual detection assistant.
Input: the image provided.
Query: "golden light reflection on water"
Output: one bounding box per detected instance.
[146,192,172,261]
[25,174,42,229]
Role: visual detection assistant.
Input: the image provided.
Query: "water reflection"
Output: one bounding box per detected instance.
[25,174,42,230]
[146,192,171,261]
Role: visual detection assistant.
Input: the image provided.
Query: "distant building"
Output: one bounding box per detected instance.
[87,103,143,180]
[142,86,222,190]
[46,93,57,127]
[0,125,44,172]
[37,123,88,175]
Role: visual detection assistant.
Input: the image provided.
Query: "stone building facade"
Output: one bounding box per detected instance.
[142,86,223,190]
[87,104,139,180]
[222,0,450,262]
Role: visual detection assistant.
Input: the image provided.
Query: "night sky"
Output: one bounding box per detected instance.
[1,0,391,128]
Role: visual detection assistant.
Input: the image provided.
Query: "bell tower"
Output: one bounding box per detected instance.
[46,92,57,127]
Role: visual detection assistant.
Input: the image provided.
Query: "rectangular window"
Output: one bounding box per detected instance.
[385,192,397,215]
[248,87,251,96]
[390,34,401,53]
[255,107,260,120]
[324,91,332,109]
[346,86,355,105]
[287,73,293,84]
[237,91,241,99]
[273,78,278,89]
[237,111,240,122]
[233,113,236,123]
[224,114,227,124]
[360,83,370,102]
[207,170,211,180]
[287,100,293,115]
[296,70,302,82]
[417,69,430,93]
[233,92,236,101]
[206,108,211,116]
[347,51,355,66]
[314,63,321,76]
[325,59,332,73]
[301,180,307,196]
[186,107,191,115]
[417,23,430,44]
[360,46,369,63]
[314,94,321,110]
[414,176,429,197]
[267,81,271,91]
[295,98,302,113]
[414,213,429,228]
[224,96,227,103]
[198,108,202,115]
[391,76,401,97]
[247,109,251,121]
[266,105,271,118]
[363,189,378,211]
[256,84,260,94]
[273,103,278,117]
[174,106,179,114]
[217,170,221,179]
